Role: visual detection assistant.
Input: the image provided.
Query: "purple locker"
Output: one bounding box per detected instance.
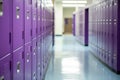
[32,39,37,80]
[0,54,11,80]
[37,37,41,80]
[108,0,113,67]
[112,0,118,71]
[103,1,106,62]
[13,47,24,80]
[105,1,109,64]
[0,0,12,59]
[37,5,41,37]
[85,8,89,46]
[32,0,37,39]
[24,43,32,80]
[13,0,24,50]
[101,3,104,60]
[24,0,32,43]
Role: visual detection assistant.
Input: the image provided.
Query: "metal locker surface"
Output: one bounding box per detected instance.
[103,2,105,60]
[37,5,41,36]
[37,37,42,80]
[0,0,12,59]
[112,0,118,70]
[24,0,32,43]
[108,0,113,67]
[0,54,11,80]
[32,39,37,80]
[13,0,24,51]
[13,47,24,80]
[32,0,37,39]
[24,42,32,80]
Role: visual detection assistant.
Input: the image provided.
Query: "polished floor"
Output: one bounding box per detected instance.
[45,35,120,80]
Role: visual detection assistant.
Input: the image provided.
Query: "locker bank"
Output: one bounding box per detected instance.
[0,0,54,80]
[1,0,120,80]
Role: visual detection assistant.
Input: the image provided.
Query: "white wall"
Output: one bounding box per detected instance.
[63,8,75,18]
[54,1,63,35]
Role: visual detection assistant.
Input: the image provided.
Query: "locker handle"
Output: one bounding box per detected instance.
[33,72,36,80]
[33,48,36,55]
[27,53,30,63]
[0,0,3,16]
[0,76,4,80]
[17,62,21,73]
[38,63,40,70]
[16,7,20,19]
[27,10,30,20]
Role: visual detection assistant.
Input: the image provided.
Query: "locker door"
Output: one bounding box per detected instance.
[0,0,12,59]
[105,1,109,64]
[112,0,118,71]
[32,0,37,39]
[103,2,106,62]
[37,38,41,80]
[101,3,104,60]
[32,39,37,80]
[108,0,113,67]
[37,5,41,37]
[13,0,24,50]
[24,43,32,80]
[24,0,32,43]
[0,55,11,80]
[13,47,24,80]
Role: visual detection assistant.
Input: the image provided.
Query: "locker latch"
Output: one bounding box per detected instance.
[0,0,3,16]
[0,76,4,80]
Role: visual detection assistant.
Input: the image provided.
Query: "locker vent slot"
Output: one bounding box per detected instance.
[17,62,21,73]
[0,0,3,16]
[0,76,4,80]
[16,7,20,19]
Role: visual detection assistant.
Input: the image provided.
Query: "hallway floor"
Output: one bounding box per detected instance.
[45,35,120,80]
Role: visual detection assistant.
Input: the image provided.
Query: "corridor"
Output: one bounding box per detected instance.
[45,35,120,80]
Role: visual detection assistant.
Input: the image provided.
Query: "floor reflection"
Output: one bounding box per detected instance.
[45,35,120,80]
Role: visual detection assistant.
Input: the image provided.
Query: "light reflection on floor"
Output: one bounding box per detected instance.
[45,35,120,80]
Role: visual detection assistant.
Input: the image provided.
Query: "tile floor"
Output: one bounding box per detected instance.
[45,35,120,80]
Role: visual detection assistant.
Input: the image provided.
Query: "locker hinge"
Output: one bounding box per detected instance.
[9,61,12,71]
[9,32,12,44]
[22,31,25,39]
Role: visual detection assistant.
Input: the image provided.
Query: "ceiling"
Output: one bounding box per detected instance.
[54,0,93,5]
